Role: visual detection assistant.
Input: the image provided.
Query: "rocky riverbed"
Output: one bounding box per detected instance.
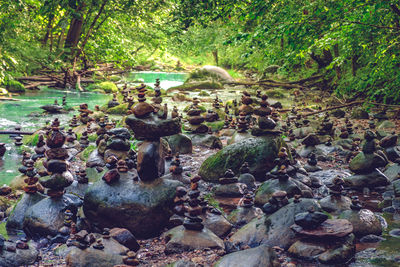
[1,67,400,267]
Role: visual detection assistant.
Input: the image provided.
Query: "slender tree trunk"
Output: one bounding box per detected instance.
[333,44,341,79]
[351,54,359,77]
[42,15,54,46]
[75,0,109,59]
[213,49,218,66]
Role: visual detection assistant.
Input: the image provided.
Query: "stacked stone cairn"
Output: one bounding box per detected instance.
[0,143,6,158]
[39,119,73,198]
[237,162,256,191]
[125,85,181,182]
[23,159,40,194]
[238,91,253,115]
[169,186,188,227]
[183,176,204,231]
[214,169,246,197]
[32,134,46,161]
[289,206,355,264]
[78,103,93,124]
[107,93,120,108]
[186,98,208,134]
[69,115,79,128]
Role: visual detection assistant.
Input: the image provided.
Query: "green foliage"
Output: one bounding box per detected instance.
[94,82,118,93]
[107,103,129,115]
[80,145,96,161]
[4,79,25,93]
[23,134,39,146]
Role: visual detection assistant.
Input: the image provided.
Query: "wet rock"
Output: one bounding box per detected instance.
[389,228,400,237]
[83,173,182,238]
[294,210,328,229]
[215,245,278,267]
[213,183,247,197]
[109,228,140,251]
[125,114,181,140]
[291,219,353,238]
[320,195,351,215]
[255,178,311,206]
[199,136,281,182]
[0,240,39,267]
[339,209,382,237]
[65,246,124,267]
[23,197,67,236]
[360,234,386,243]
[288,240,326,259]
[228,206,263,226]
[384,163,400,181]
[228,199,321,249]
[318,235,355,264]
[190,134,222,149]
[202,212,232,238]
[344,170,390,189]
[163,225,224,254]
[6,193,46,230]
[87,149,106,168]
[349,152,387,174]
[166,134,193,154]
[136,141,165,182]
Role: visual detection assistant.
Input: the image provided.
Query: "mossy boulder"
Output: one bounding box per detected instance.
[93,82,118,93]
[168,81,223,92]
[4,80,25,93]
[199,136,282,182]
[107,103,129,115]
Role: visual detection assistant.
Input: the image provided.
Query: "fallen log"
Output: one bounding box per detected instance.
[0,97,19,101]
[302,101,364,117]
[25,81,57,89]
[223,81,306,89]
[0,130,34,135]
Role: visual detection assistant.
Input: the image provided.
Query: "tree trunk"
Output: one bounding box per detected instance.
[351,54,359,77]
[64,3,86,54]
[333,44,341,79]
[42,15,54,46]
[212,49,218,66]
[75,0,109,59]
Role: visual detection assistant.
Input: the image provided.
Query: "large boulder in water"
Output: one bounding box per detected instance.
[200,65,234,82]
[215,245,278,267]
[199,136,281,182]
[83,173,182,239]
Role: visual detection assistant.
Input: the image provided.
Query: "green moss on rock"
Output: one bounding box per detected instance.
[199,136,281,182]
[5,80,25,93]
[107,103,129,115]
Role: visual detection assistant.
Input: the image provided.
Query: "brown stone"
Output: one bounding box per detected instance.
[291,219,353,238]
[45,148,69,160]
[188,116,205,125]
[102,169,120,184]
[132,102,154,118]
